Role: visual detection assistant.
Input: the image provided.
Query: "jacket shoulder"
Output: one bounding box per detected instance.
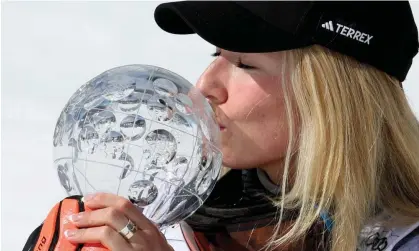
[357,211,419,251]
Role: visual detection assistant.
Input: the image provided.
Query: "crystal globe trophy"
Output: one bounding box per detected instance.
[52,64,222,228]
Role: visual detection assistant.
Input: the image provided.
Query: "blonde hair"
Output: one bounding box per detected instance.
[264,45,419,251]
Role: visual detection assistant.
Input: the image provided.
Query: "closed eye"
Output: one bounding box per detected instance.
[211,51,256,70]
[235,60,255,70]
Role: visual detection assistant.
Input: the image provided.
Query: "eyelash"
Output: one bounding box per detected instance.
[211,52,255,70]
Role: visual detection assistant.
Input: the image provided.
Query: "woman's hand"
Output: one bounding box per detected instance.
[64,192,174,251]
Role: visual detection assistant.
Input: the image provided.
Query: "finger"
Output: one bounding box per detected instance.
[64,226,131,251]
[68,207,127,232]
[83,193,156,231]
[69,207,150,247]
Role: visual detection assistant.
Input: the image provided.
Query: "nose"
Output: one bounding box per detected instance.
[196,59,228,105]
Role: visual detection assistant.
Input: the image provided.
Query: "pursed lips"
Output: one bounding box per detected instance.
[211,105,226,131]
[216,118,226,131]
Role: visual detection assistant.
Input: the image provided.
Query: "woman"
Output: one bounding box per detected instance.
[24,1,419,251]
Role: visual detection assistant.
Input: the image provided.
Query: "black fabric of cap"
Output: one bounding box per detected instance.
[154,1,419,82]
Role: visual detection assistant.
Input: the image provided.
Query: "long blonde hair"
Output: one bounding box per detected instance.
[263,45,419,251]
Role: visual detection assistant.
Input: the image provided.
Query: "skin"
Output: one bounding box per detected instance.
[64,49,296,250]
[64,193,173,251]
[198,49,296,184]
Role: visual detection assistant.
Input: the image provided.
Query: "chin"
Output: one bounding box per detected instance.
[221,155,255,170]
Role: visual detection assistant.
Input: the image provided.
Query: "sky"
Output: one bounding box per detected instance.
[2,1,419,251]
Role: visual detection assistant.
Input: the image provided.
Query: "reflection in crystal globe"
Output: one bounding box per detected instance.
[118,152,134,179]
[171,113,191,129]
[57,162,72,192]
[128,180,158,207]
[174,93,194,114]
[78,126,99,154]
[103,87,135,102]
[147,96,174,122]
[170,156,188,178]
[53,64,222,229]
[196,171,213,195]
[92,110,116,134]
[144,129,177,166]
[153,78,178,97]
[120,115,146,140]
[117,93,142,112]
[68,138,79,162]
[101,131,125,159]
[84,97,107,111]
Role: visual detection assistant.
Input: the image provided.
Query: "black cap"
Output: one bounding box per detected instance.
[154,1,419,82]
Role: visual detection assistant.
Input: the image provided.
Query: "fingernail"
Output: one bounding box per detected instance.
[69,212,84,222]
[83,193,96,202]
[64,229,77,238]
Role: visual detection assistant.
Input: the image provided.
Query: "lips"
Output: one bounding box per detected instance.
[214,116,224,130]
[217,120,226,131]
[211,106,226,131]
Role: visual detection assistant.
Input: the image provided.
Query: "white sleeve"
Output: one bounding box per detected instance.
[357,212,419,251]
[163,224,190,251]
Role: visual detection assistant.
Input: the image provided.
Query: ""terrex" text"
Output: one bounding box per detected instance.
[321,21,373,45]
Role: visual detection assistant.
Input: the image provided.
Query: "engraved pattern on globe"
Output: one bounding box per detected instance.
[53,65,223,228]
[120,115,146,141]
[147,96,175,122]
[144,129,177,166]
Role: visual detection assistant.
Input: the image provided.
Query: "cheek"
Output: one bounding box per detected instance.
[251,103,290,152]
[224,90,272,120]
[223,95,292,167]
[220,75,295,167]
[224,74,283,120]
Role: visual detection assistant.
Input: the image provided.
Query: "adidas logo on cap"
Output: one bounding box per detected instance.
[322,21,334,32]
[321,21,373,45]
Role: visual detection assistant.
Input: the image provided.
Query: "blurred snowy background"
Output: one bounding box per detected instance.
[2,1,419,250]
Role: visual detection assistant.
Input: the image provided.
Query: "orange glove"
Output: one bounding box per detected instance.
[22,195,109,251]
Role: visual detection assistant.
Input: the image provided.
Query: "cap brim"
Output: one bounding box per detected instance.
[154,1,309,53]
